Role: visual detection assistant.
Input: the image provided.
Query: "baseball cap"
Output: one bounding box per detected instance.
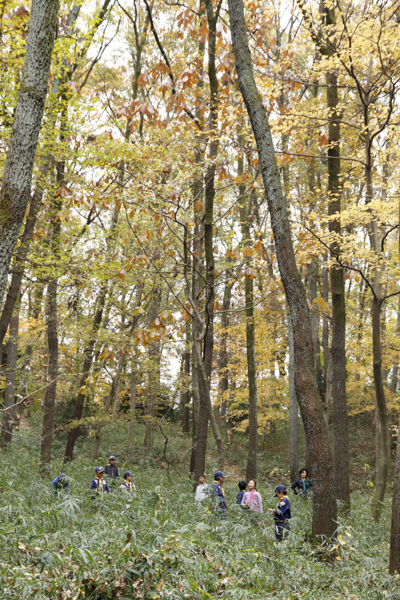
[214,470,227,479]
[273,484,287,497]
[123,471,133,479]
[108,455,116,461]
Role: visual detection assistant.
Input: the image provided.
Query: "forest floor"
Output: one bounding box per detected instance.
[0,415,399,599]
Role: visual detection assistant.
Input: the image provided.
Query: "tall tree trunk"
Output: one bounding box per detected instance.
[217,266,234,434]
[129,366,136,451]
[39,277,59,473]
[288,312,299,482]
[0,4,83,354]
[228,0,337,536]
[189,0,206,475]
[363,110,390,521]
[326,68,350,506]
[182,326,191,433]
[144,292,161,450]
[390,408,400,572]
[320,3,350,507]
[194,0,224,472]
[308,258,323,399]
[39,96,68,474]
[0,0,59,305]
[238,152,258,480]
[322,261,331,425]
[390,297,400,394]
[0,305,20,447]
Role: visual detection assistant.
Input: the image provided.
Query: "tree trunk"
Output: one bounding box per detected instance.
[371,294,390,521]
[288,312,299,482]
[237,151,258,480]
[322,261,331,425]
[0,306,20,447]
[326,63,350,507]
[308,258,323,399]
[0,0,59,305]
[217,266,234,434]
[144,292,161,450]
[39,279,59,473]
[182,315,191,433]
[390,408,400,572]
[228,0,337,537]
[390,297,400,394]
[194,340,224,468]
[129,366,136,451]
[39,94,68,474]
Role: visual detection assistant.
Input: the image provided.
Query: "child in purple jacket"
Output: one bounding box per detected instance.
[241,480,263,513]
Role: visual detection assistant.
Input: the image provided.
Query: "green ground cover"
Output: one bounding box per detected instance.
[0,419,398,599]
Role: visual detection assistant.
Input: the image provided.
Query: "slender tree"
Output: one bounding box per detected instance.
[228,0,337,536]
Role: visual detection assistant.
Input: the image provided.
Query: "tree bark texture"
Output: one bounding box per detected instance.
[0,0,59,306]
[0,4,83,354]
[288,312,299,482]
[326,66,350,507]
[228,0,337,537]
[0,307,20,447]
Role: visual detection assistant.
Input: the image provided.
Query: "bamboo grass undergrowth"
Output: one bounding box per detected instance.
[0,420,398,599]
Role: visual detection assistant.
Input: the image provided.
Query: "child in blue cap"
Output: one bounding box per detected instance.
[268,484,291,541]
[211,471,227,517]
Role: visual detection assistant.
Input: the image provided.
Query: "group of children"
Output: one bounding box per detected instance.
[195,468,312,541]
[51,455,136,497]
[51,455,312,541]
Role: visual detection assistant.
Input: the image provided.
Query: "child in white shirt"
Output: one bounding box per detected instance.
[194,473,208,502]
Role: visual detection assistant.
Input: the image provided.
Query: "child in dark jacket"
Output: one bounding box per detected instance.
[268,484,291,541]
[291,468,312,497]
[236,480,246,505]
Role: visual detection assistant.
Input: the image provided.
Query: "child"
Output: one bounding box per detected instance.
[240,480,263,513]
[90,466,110,496]
[120,471,135,494]
[52,473,69,495]
[211,470,227,517]
[268,484,291,541]
[236,480,246,505]
[291,468,312,497]
[194,473,208,502]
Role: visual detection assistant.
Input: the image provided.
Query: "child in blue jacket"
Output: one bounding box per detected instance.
[90,466,110,497]
[211,471,227,517]
[52,473,69,494]
[268,484,291,541]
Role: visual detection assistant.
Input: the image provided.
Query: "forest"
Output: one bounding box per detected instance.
[1,0,400,597]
